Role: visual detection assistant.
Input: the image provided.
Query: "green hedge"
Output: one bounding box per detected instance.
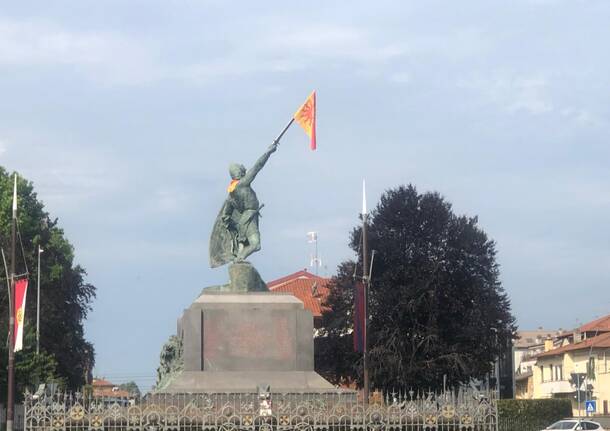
[498,399,573,431]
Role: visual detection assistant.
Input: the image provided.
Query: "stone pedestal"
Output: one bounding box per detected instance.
[157,292,337,394]
[199,262,268,293]
[227,263,267,292]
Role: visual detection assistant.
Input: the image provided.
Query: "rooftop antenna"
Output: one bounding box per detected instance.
[307,231,320,276]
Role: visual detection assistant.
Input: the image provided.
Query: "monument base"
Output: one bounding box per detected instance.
[156,291,342,394]
[158,370,337,394]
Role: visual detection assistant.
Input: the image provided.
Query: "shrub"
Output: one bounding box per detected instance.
[498,399,573,431]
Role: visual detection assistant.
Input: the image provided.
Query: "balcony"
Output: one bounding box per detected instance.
[539,380,573,395]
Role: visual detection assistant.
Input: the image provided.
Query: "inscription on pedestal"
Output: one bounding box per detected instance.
[181,293,314,374]
[203,310,296,370]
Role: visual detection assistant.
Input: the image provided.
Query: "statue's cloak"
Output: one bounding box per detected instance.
[209,201,236,268]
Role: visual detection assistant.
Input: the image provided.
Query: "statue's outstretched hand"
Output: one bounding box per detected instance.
[268,141,279,153]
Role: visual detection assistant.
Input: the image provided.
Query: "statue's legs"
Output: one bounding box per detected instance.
[234,211,261,262]
[236,231,260,261]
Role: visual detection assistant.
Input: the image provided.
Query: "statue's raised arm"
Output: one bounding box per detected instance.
[209,141,279,269]
[240,142,278,186]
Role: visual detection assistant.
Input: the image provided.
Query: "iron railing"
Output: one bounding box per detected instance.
[24,389,497,431]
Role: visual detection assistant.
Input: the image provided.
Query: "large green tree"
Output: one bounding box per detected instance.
[315,185,515,390]
[118,381,141,398]
[0,168,96,398]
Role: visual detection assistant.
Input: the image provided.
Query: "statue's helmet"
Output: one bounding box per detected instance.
[229,163,246,179]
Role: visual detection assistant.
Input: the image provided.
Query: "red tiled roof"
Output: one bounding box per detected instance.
[267,269,327,289]
[537,332,610,358]
[93,387,130,398]
[92,378,130,398]
[267,271,330,317]
[579,314,610,333]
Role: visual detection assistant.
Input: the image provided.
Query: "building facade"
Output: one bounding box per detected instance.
[532,315,610,416]
[513,329,566,399]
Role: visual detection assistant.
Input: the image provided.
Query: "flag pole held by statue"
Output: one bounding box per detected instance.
[274,90,316,150]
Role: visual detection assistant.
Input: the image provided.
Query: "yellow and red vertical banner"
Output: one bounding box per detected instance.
[293,90,317,150]
[14,278,28,352]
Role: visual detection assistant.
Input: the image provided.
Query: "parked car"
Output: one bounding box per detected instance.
[543,420,605,431]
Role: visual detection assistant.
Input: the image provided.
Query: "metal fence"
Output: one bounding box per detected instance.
[24,389,497,431]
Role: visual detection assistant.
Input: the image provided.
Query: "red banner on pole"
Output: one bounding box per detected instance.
[353,282,365,352]
[14,278,28,352]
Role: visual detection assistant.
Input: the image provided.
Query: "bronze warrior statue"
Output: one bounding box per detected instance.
[209,142,278,268]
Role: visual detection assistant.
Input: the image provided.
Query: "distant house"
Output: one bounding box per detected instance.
[575,314,610,340]
[532,314,610,416]
[92,378,130,402]
[513,329,566,399]
[267,269,330,329]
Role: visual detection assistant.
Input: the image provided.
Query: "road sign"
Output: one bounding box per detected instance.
[585,400,596,413]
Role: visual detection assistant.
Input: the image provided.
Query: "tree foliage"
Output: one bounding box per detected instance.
[497,399,572,428]
[0,167,96,398]
[316,185,515,390]
[118,381,141,397]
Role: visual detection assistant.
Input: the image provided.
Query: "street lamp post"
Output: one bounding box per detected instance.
[573,363,583,419]
[577,372,582,418]
[7,174,18,431]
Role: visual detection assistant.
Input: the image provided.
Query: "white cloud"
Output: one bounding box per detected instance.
[505,78,553,114]
[1,134,126,211]
[154,186,191,214]
[0,17,412,86]
[178,24,408,85]
[80,237,205,263]
[390,72,411,84]
[0,18,163,85]
[525,0,564,4]
[499,233,610,277]
[461,73,554,115]
[266,25,405,64]
[560,108,603,127]
[0,16,495,89]
[460,71,607,128]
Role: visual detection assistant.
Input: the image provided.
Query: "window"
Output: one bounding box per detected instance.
[539,365,545,382]
[582,422,599,430]
[550,365,554,381]
[555,365,563,381]
[547,421,577,430]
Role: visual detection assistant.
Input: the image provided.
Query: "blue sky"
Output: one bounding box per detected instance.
[1,1,609,391]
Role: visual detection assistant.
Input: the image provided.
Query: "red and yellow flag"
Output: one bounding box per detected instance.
[293,91,316,150]
[14,278,28,352]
